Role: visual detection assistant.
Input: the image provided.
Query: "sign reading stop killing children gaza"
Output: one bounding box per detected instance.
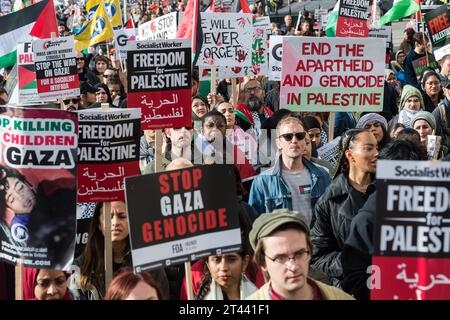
[371,161,450,300]
[280,37,385,112]
[32,36,79,100]
[125,165,241,272]
[127,39,192,130]
[0,107,77,270]
[197,12,253,68]
[336,0,370,38]
[77,108,141,202]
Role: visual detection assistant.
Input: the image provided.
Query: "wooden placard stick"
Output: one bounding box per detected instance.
[101,102,113,291]
[328,112,335,141]
[15,262,23,300]
[184,261,194,300]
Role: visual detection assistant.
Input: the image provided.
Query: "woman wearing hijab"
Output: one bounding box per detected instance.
[389,84,425,129]
[23,267,72,300]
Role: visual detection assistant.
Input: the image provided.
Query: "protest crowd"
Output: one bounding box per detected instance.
[0,0,450,303]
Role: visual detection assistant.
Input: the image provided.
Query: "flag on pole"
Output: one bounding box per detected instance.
[86,0,123,27]
[378,0,420,26]
[177,0,202,66]
[74,1,114,52]
[0,0,58,69]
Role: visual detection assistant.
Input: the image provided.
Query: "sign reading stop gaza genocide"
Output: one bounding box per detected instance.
[280,37,385,112]
[336,0,370,38]
[0,107,77,270]
[77,108,141,202]
[371,161,450,300]
[127,39,192,130]
[32,36,79,100]
[125,165,241,272]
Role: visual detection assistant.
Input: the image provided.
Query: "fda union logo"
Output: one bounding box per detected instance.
[11,223,28,242]
[92,17,106,38]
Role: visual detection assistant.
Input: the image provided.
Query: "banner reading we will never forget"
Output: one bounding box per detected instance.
[372,161,450,300]
[125,165,241,272]
[280,37,385,112]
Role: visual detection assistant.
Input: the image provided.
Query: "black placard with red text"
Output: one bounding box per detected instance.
[125,165,241,272]
[126,39,192,130]
[77,108,141,202]
[371,160,450,300]
[336,0,370,38]
[425,5,450,51]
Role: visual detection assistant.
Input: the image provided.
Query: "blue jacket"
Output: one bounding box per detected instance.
[248,156,331,220]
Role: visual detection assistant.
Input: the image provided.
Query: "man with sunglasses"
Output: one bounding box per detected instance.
[246,209,353,300]
[60,96,80,112]
[249,116,330,223]
[76,52,99,87]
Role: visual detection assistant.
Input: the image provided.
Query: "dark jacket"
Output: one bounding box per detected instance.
[341,192,376,300]
[310,173,375,287]
[433,99,450,148]
[403,49,425,89]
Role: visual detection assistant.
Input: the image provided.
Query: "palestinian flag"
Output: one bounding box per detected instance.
[379,0,420,26]
[0,0,58,69]
[177,0,202,66]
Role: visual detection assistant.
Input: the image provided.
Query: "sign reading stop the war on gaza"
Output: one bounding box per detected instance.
[32,36,79,100]
[126,39,192,130]
[280,37,385,112]
[125,165,241,272]
[371,161,450,300]
[197,12,253,68]
[77,108,141,202]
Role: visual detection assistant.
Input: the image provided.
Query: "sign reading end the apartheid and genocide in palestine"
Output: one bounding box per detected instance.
[198,12,253,68]
[33,36,80,100]
[280,37,385,112]
[0,106,77,270]
[77,108,141,202]
[371,160,450,300]
[125,165,241,272]
[127,39,192,130]
[137,12,177,41]
[425,5,450,58]
[336,0,370,38]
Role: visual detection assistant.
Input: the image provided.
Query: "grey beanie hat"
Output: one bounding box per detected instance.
[356,113,388,132]
[411,111,437,130]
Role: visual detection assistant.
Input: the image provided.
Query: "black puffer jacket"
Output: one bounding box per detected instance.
[310,173,375,287]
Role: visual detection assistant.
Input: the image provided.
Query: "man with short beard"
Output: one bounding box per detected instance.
[235,79,273,138]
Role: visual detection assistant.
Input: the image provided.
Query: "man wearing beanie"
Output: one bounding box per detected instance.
[246,209,353,300]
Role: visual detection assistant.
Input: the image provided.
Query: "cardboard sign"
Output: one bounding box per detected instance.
[314,9,329,30]
[17,42,40,105]
[127,39,192,130]
[269,35,283,81]
[317,137,341,165]
[280,37,385,112]
[114,28,137,60]
[77,108,141,202]
[125,165,241,272]
[336,0,370,38]
[75,202,97,258]
[33,36,80,100]
[425,5,450,51]
[137,12,177,40]
[369,26,392,48]
[412,54,439,78]
[0,107,77,269]
[371,160,450,300]
[219,16,270,78]
[197,13,253,68]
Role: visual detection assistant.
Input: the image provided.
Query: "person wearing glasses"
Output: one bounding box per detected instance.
[420,69,443,113]
[60,96,80,112]
[248,116,330,222]
[75,52,99,87]
[246,209,353,300]
[235,79,273,138]
[310,128,378,288]
[102,68,118,85]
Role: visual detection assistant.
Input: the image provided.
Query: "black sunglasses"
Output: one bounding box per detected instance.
[63,98,80,104]
[173,126,193,130]
[279,132,306,141]
[76,58,84,61]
